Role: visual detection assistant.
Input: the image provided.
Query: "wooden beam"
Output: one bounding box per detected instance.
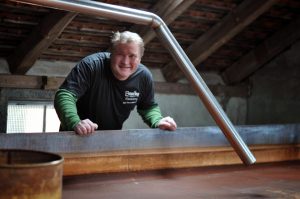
[222,17,300,84]
[7,10,77,74]
[0,74,63,90]
[0,74,43,89]
[130,0,178,34]
[44,77,65,90]
[162,0,277,82]
[62,144,300,175]
[0,74,249,97]
[131,0,196,45]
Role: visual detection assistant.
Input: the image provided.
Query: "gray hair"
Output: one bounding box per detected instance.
[111,31,144,56]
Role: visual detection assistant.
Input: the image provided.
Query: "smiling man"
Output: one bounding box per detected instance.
[54,31,177,135]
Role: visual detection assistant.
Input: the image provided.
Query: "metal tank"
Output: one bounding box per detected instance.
[0,149,64,199]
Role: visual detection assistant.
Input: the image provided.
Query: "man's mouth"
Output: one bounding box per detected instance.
[119,65,131,69]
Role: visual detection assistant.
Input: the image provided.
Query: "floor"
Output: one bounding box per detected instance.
[63,161,300,199]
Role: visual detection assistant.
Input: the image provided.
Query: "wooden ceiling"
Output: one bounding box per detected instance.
[0,0,300,85]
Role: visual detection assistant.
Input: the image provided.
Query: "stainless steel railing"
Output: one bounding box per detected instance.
[13,0,256,165]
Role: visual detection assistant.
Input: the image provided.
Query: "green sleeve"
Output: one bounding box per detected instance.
[137,104,163,128]
[54,89,81,130]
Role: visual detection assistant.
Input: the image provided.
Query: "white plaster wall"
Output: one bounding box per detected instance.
[123,69,246,129]
[123,94,247,129]
[122,93,216,129]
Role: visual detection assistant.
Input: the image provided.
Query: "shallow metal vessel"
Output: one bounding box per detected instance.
[0,149,64,199]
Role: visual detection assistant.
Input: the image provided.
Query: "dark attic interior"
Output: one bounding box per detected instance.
[0,0,299,198]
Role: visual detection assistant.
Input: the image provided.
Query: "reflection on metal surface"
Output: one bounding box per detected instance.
[13,0,255,165]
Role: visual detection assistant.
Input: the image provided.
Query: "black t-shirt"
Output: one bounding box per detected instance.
[60,52,157,130]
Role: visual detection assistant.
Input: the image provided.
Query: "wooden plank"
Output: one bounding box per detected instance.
[162,0,277,82]
[0,74,42,89]
[62,144,300,176]
[222,17,300,84]
[44,77,65,90]
[0,74,63,90]
[7,10,76,74]
[0,74,248,96]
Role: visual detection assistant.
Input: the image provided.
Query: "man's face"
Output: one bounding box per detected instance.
[110,42,142,81]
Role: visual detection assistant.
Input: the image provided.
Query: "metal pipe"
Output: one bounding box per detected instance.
[14,0,256,165]
[155,23,256,165]
[16,0,159,27]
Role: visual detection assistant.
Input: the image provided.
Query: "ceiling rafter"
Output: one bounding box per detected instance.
[7,10,77,74]
[222,16,300,85]
[131,0,196,45]
[161,0,277,82]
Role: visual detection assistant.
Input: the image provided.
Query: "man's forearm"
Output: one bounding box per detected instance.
[137,105,163,128]
[54,89,81,130]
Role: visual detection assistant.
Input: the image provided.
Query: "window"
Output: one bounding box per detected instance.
[6,101,60,133]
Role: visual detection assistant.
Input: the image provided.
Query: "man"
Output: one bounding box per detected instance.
[54,31,177,135]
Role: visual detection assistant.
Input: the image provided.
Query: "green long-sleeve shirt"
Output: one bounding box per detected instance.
[54,89,163,130]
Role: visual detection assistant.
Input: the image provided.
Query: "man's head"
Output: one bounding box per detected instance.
[110,31,144,80]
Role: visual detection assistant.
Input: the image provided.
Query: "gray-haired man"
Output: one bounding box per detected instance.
[54,31,177,135]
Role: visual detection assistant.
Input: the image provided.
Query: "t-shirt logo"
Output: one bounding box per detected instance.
[123,90,140,104]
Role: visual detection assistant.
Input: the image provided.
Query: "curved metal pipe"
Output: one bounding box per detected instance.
[17,0,161,27]
[14,0,256,165]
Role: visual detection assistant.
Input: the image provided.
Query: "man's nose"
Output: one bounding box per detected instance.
[121,56,130,64]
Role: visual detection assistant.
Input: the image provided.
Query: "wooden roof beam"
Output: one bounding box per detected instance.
[222,17,300,84]
[131,0,196,45]
[162,0,277,82]
[7,10,76,74]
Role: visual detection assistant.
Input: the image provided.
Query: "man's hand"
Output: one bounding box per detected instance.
[74,119,98,136]
[157,116,177,131]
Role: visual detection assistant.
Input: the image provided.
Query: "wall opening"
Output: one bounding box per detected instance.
[7,101,60,133]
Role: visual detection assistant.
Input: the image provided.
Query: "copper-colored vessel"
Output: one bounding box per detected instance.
[0,149,64,199]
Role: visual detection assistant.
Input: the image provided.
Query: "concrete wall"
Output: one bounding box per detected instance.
[123,70,247,129]
[247,40,300,124]
[123,94,247,129]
